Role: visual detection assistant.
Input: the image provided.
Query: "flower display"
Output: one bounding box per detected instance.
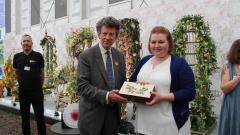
[117,18,141,80]
[53,64,72,85]
[63,69,78,104]
[117,18,141,120]
[3,54,17,96]
[40,33,57,88]
[172,15,218,132]
[0,79,4,97]
[66,27,95,58]
[54,62,79,109]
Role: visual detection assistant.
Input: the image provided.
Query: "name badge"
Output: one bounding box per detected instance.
[24,66,30,71]
[30,60,36,63]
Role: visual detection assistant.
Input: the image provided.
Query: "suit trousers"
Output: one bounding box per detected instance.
[100,104,119,135]
[19,90,46,135]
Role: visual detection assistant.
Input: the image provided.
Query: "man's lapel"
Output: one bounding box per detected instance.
[95,44,109,86]
[111,48,120,88]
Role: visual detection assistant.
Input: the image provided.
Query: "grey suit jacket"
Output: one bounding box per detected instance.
[77,44,126,134]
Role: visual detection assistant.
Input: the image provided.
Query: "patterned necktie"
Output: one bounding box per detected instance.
[106,50,115,89]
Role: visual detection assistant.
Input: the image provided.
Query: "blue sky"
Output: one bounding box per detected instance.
[0,0,5,28]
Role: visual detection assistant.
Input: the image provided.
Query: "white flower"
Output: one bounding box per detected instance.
[131,23,135,29]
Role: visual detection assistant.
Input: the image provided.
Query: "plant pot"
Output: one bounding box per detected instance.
[191,118,217,135]
[12,96,19,102]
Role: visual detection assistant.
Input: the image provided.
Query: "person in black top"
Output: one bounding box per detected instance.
[13,34,46,135]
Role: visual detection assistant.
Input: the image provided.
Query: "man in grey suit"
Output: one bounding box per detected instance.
[77,16,128,135]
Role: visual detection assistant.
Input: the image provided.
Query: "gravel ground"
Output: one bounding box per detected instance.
[0,109,55,135]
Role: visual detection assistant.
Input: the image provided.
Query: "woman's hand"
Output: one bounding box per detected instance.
[236,73,240,81]
[146,92,175,106]
[146,92,162,106]
[136,80,149,85]
[220,64,240,94]
[233,75,240,85]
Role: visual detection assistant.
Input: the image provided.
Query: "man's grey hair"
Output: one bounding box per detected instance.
[96,16,121,36]
[22,34,32,39]
[21,34,32,41]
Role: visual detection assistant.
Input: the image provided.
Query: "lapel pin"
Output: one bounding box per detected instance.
[115,61,119,66]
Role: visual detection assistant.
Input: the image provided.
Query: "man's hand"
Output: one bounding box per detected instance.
[108,90,128,103]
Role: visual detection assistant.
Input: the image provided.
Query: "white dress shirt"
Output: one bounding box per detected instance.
[99,43,115,103]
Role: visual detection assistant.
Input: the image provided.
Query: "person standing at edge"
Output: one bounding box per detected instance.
[13,34,46,135]
[77,16,128,135]
[219,39,240,135]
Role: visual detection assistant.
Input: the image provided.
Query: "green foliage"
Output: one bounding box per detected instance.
[42,84,55,90]
[117,18,141,120]
[64,69,78,104]
[119,18,141,69]
[11,84,19,97]
[172,15,218,132]
[40,34,57,87]
[0,42,3,65]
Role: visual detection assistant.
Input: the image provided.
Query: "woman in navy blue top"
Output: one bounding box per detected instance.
[130,26,195,135]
